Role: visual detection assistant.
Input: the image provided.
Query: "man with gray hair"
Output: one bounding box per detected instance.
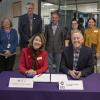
[45,11,68,73]
[60,31,94,79]
[18,2,42,50]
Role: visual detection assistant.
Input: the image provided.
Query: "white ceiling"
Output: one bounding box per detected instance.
[41,0,100,14]
[44,0,99,5]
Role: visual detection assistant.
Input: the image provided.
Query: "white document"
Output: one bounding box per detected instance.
[59,80,83,90]
[51,74,68,82]
[9,78,33,88]
[33,74,50,82]
[33,74,68,82]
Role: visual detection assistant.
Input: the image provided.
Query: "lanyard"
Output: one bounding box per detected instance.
[6,32,10,42]
[6,32,11,49]
[4,30,11,49]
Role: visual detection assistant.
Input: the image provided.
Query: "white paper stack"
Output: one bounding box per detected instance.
[51,74,68,82]
[33,74,50,82]
[33,74,68,82]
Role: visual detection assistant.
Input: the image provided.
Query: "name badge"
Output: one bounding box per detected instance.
[7,43,11,48]
[37,57,42,60]
[94,30,98,32]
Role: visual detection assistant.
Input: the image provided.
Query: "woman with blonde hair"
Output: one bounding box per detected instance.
[0,17,18,72]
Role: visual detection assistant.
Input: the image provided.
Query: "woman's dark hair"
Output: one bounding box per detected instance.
[70,18,79,29]
[28,33,46,68]
[87,17,96,23]
[86,17,96,28]
[68,18,84,45]
[1,17,13,29]
[29,33,46,49]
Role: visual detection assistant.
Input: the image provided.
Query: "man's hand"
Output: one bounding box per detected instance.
[69,70,82,79]
[69,70,77,79]
[74,71,82,79]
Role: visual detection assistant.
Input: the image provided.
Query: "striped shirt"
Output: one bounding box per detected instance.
[73,48,80,70]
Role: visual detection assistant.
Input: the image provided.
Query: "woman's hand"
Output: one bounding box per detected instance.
[25,69,37,75]
[4,50,12,58]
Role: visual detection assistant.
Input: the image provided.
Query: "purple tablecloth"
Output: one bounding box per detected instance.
[0,71,100,100]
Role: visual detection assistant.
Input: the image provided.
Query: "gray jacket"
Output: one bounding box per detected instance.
[45,24,68,53]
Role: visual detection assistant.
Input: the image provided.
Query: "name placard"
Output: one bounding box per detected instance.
[59,80,83,90]
[8,78,33,88]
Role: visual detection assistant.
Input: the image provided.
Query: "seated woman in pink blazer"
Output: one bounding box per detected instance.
[19,33,48,75]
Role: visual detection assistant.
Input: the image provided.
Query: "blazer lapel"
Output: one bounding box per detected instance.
[26,14,30,25]
[32,15,37,25]
[69,46,74,68]
[54,24,60,36]
[77,46,84,67]
[49,24,53,36]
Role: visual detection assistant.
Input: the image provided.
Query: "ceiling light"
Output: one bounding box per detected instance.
[43,3,53,6]
[50,9,55,11]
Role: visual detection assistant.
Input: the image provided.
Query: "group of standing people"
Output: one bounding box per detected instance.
[0,2,100,79]
[18,2,68,75]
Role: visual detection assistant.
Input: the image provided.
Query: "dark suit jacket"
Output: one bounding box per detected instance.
[18,14,42,48]
[45,24,68,53]
[19,48,48,74]
[60,45,94,77]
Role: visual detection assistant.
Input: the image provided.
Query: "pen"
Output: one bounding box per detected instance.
[37,74,42,77]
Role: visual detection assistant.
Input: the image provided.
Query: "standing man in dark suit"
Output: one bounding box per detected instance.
[18,2,42,50]
[60,31,94,79]
[45,11,68,73]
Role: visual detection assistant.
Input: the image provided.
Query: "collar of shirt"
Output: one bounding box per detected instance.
[73,46,81,53]
[28,14,33,19]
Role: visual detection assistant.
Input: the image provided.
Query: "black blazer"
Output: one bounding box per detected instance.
[18,14,42,48]
[60,45,94,77]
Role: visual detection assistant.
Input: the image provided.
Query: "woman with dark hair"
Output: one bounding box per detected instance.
[0,17,18,72]
[84,18,100,56]
[68,19,83,45]
[84,18,100,68]
[19,33,48,75]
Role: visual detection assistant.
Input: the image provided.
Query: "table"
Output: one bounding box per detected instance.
[0,71,100,100]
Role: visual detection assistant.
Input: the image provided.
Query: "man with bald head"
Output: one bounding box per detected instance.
[60,31,94,79]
